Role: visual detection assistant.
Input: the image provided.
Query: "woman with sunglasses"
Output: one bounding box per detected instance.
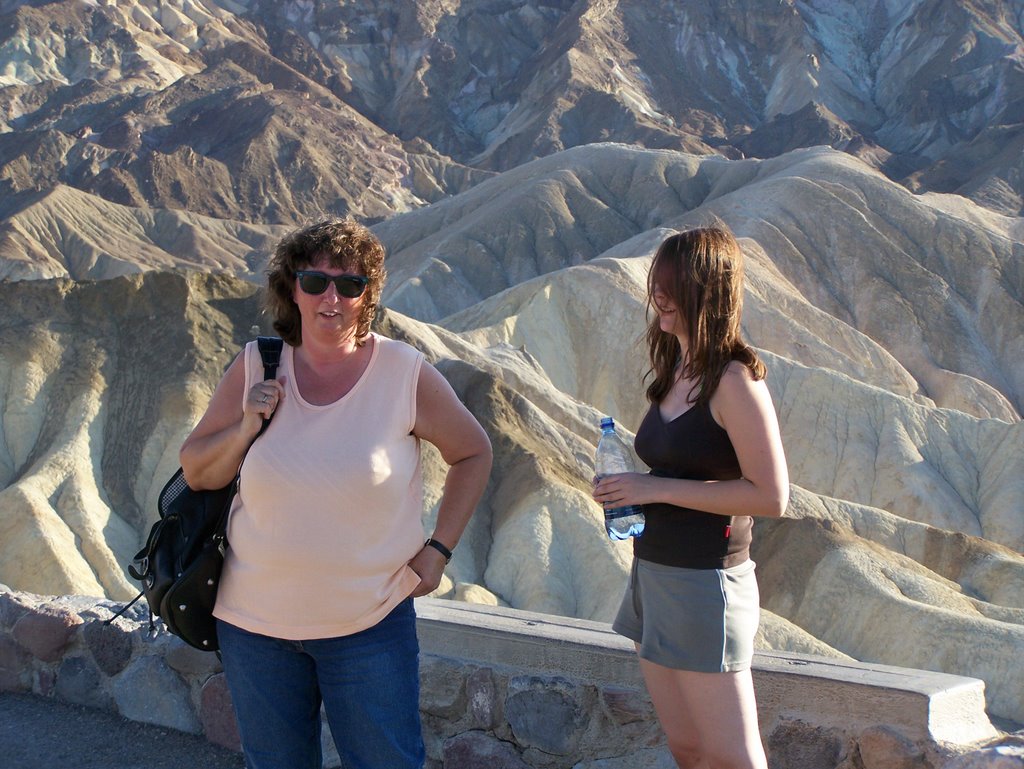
[180,218,492,769]
[592,225,788,769]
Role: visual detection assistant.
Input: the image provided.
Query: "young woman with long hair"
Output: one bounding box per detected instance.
[593,225,789,769]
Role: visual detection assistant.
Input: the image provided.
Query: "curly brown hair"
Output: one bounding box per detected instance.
[644,225,765,407]
[264,219,386,347]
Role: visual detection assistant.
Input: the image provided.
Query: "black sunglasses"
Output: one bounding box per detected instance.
[294,271,369,298]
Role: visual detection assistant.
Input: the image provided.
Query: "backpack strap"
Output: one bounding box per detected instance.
[254,336,284,438]
[257,335,283,378]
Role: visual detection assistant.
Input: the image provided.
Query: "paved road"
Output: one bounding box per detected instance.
[0,692,244,769]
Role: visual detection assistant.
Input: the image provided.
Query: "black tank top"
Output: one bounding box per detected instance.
[632,400,752,569]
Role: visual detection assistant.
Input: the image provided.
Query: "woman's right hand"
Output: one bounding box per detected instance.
[181,352,286,490]
[243,377,286,430]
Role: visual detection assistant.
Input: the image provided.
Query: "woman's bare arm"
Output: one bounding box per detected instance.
[179,353,286,490]
[406,362,492,595]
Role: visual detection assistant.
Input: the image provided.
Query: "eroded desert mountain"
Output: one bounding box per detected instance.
[1,0,1022,222]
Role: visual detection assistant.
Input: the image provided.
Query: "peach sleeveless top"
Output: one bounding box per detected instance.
[213,333,424,639]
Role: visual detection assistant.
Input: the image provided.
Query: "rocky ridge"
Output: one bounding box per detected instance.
[1,0,1023,221]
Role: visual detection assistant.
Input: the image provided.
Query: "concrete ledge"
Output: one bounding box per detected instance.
[2,589,1010,768]
[753,650,997,746]
[415,598,1000,747]
[416,598,640,686]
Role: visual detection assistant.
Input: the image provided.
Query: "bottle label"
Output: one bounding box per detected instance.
[604,506,643,520]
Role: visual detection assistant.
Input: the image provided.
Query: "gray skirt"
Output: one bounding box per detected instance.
[613,557,759,673]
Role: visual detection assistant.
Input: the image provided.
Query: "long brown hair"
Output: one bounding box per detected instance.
[264,218,386,347]
[644,225,765,406]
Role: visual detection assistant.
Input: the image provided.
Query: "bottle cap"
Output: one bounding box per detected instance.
[600,417,615,430]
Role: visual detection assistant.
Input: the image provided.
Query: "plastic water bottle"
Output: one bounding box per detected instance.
[595,417,645,540]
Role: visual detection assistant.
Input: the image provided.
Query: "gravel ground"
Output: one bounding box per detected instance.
[0,692,244,769]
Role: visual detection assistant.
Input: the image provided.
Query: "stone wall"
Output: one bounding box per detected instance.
[1,588,1021,769]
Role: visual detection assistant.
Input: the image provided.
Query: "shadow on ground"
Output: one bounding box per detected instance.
[0,692,244,769]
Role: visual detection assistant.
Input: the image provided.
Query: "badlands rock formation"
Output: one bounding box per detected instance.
[0,185,291,281]
[385,145,1023,424]
[1,0,1022,217]
[1,145,1022,723]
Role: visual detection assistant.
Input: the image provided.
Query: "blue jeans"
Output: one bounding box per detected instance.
[217,598,425,769]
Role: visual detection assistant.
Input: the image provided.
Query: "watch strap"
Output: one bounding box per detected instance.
[424,537,453,563]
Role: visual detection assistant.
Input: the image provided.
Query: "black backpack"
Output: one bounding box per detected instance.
[109,336,283,651]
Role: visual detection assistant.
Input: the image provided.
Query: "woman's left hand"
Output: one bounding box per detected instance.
[408,544,448,597]
[592,472,657,508]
